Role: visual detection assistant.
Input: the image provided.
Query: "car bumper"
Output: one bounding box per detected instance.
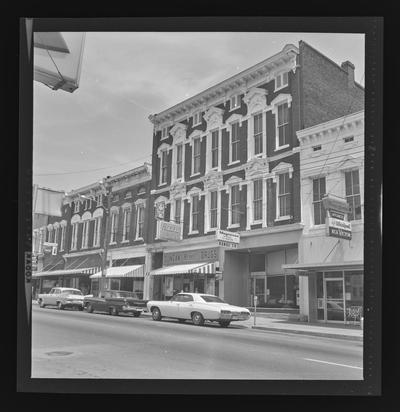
[63,301,84,307]
[219,313,251,321]
[121,306,144,313]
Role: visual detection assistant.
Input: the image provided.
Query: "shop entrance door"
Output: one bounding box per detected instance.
[324,278,345,322]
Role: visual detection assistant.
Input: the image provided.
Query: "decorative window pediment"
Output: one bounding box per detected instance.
[271,161,293,182]
[204,106,224,132]
[203,170,223,191]
[225,112,244,127]
[337,155,363,171]
[121,202,132,210]
[243,87,268,114]
[157,142,171,156]
[188,128,204,144]
[185,186,203,203]
[134,198,146,207]
[155,195,169,205]
[60,219,67,227]
[92,208,104,218]
[170,181,186,199]
[71,214,81,224]
[245,157,270,180]
[47,224,53,230]
[53,222,60,229]
[110,205,119,214]
[81,211,92,221]
[169,122,187,143]
[223,175,245,192]
[270,93,292,109]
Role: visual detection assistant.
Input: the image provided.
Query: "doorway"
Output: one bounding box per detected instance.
[324,277,345,322]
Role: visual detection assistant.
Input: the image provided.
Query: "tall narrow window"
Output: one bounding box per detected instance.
[253,179,263,221]
[253,113,263,155]
[82,220,89,249]
[211,130,219,168]
[71,223,78,250]
[277,103,289,147]
[176,144,183,179]
[136,205,145,239]
[174,198,181,224]
[313,177,326,225]
[160,150,168,184]
[48,228,53,243]
[278,173,291,218]
[192,195,199,232]
[122,208,131,241]
[345,170,362,220]
[93,217,101,247]
[193,138,201,174]
[231,122,240,162]
[209,191,218,229]
[60,226,66,251]
[54,227,59,245]
[39,229,45,253]
[110,212,118,243]
[74,201,80,213]
[231,185,241,225]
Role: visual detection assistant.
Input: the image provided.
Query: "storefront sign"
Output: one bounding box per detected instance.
[329,210,345,220]
[216,229,240,248]
[155,202,165,219]
[156,220,182,241]
[326,217,352,240]
[43,242,58,255]
[163,247,219,266]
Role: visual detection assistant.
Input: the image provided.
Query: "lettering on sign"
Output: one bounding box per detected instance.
[157,220,182,241]
[25,252,32,283]
[163,247,219,266]
[218,240,238,248]
[326,217,352,240]
[329,210,345,220]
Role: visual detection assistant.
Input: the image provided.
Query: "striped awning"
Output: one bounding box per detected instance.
[150,262,217,276]
[32,267,100,278]
[90,265,145,279]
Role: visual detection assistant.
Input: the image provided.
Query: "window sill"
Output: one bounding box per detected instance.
[188,230,199,235]
[160,136,169,142]
[206,229,217,234]
[252,220,263,225]
[158,182,168,188]
[274,84,288,92]
[227,160,240,167]
[134,237,144,242]
[190,172,201,178]
[109,242,117,246]
[275,144,290,151]
[274,216,292,222]
[121,240,129,244]
[227,224,240,229]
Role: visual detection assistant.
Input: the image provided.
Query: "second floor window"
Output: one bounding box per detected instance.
[136,205,145,239]
[82,220,89,249]
[74,201,80,213]
[71,223,78,250]
[231,185,241,225]
[193,111,201,126]
[54,227,59,245]
[192,195,199,232]
[47,228,53,243]
[161,150,168,184]
[230,94,240,110]
[209,190,218,229]
[254,113,263,155]
[95,194,103,207]
[39,229,45,253]
[161,127,168,139]
[277,103,289,147]
[313,177,326,225]
[345,170,362,221]
[110,212,119,243]
[176,144,183,179]
[122,208,131,241]
[175,198,182,224]
[278,173,291,218]
[253,179,263,221]
[231,122,240,162]
[211,130,219,168]
[60,226,66,251]
[93,217,101,247]
[193,137,201,174]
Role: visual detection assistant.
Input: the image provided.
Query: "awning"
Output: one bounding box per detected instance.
[32,267,99,278]
[90,265,145,279]
[150,262,216,276]
[282,260,364,273]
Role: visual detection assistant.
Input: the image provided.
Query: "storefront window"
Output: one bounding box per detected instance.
[316,272,324,320]
[267,275,285,306]
[345,271,363,322]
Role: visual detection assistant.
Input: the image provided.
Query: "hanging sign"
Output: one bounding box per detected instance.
[322,195,352,240]
[216,229,240,248]
[155,202,165,220]
[42,242,58,254]
[326,217,352,240]
[156,220,182,241]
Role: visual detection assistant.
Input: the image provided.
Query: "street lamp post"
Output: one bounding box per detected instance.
[99,178,112,298]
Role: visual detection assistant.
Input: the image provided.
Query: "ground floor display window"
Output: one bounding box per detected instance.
[316,270,363,323]
[91,277,144,298]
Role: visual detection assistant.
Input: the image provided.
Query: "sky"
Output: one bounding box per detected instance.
[33,32,365,192]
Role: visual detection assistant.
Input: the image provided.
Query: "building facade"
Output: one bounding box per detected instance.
[146,41,364,308]
[284,110,364,324]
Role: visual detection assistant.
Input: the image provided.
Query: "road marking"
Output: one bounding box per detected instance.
[303,358,362,370]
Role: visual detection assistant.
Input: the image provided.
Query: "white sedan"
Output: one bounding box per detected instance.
[38,287,85,310]
[146,293,251,327]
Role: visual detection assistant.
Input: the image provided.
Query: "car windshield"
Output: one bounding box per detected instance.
[64,289,82,295]
[200,295,225,303]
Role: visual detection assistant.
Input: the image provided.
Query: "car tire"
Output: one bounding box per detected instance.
[192,312,204,326]
[86,303,94,313]
[132,312,141,317]
[219,320,231,328]
[151,307,162,321]
[57,302,64,310]
[110,307,119,316]
[39,299,45,308]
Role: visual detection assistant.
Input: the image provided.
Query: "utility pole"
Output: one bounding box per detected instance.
[99,178,112,298]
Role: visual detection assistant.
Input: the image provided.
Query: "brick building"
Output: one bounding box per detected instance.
[146,41,364,307]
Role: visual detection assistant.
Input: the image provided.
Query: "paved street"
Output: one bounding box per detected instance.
[32,305,363,379]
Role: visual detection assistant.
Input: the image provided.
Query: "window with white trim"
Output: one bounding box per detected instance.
[122,207,132,242]
[191,194,200,232]
[345,170,362,221]
[95,194,103,207]
[47,227,53,243]
[174,198,182,224]
[110,211,119,243]
[60,225,66,251]
[231,122,240,162]
[313,177,326,225]
[231,185,241,225]
[160,149,168,184]
[253,179,263,221]
[136,204,145,239]
[54,226,59,246]
[209,190,218,229]
[253,113,263,155]
[39,228,45,253]
[193,137,201,174]
[74,201,80,213]
[161,126,168,139]
[277,103,289,148]
[81,220,90,249]
[93,217,101,247]
[275,71,289,90]
[192,111,201,126]
[71,223,79,250]
[176,143,183,179]
[211,130,219,169]
[230,94,240,110]
[277,172,291,218]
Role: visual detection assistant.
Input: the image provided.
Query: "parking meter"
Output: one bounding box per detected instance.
[253,295,258,325]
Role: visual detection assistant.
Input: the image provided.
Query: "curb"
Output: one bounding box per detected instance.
[250,326,363,342]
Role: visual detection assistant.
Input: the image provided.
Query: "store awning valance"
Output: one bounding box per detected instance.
[282,260,364,273]
[64,254,102,271]
[150,262,216,276]
[90,265,145,279]
[32,267,99,278]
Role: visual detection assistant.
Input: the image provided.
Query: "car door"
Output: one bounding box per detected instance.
[48,288,59,305]
[44,288,55,305]
[164,294,182,318]
[177,294,195,319]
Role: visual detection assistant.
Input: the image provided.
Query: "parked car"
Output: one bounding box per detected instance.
[146,293,251,327]
[83,290,148,317]
[38,287,84,310]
